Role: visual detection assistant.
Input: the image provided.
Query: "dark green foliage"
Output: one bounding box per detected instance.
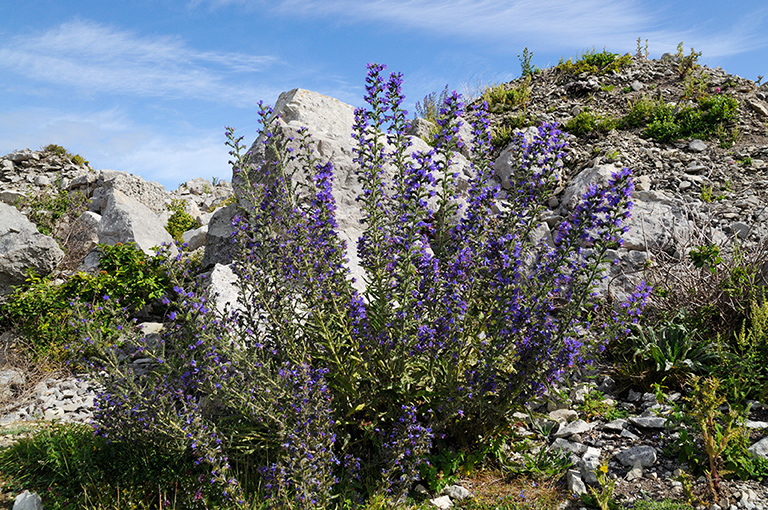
[612,313,717,391]
[0,423,212,509]
[43,144,89,166]
[165,199,200,243]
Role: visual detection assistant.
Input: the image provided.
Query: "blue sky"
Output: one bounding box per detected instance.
[1,1,766,190]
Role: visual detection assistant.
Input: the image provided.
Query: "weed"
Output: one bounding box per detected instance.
[700,185,725,203]
[685,376,743,500]
[517,47,539,78]
[636,37,649,59]
[481,78,531,114]
[164,199,200,243]
[14,188,87,239]
[676,42,702,77]
[633,500,695,510]
[564,108,620,137]
[584,464,618,510]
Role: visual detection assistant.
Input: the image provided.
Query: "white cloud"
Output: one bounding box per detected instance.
[0,19,279,107]
[197,0,768,59]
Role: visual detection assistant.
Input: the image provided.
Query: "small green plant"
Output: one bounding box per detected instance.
[676,42,702,77]
[0,422,212,509]
[621,85,632,94]
[688,243,723,273]
[603,149,620,162]
[44,143,68,156]
[0,243,176,361]
[490,113,537,149]
[700,184,725,203]
[711,297,768,405]
[518,47,539,78]
[636,37,649,59]
[43,144,89,166]
[482,78,532,114]
[584,464,618,510]
[564,108,620,137]
[614,313,716,390]
[757,75,763,86]
[633,499,695,510]
[165,199,200,243]
[683,70,710,100]
[578,390,617,422]
[600,84,615,93]
[740,156,753,166]
[686,376,744,500]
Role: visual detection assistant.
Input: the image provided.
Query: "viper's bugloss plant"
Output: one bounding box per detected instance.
[76,63,645,507]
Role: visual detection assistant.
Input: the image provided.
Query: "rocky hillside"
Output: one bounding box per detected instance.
[1,52,768,509]
[482,51,768,242]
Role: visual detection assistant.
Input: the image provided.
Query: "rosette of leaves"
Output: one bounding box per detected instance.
[617,313,717,390]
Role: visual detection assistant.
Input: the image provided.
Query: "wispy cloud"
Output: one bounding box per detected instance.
[198,0,652,48]
[198,0,768,59]
[0,19,280,106]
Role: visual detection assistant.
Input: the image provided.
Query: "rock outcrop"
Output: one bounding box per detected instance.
[0,202,64,295]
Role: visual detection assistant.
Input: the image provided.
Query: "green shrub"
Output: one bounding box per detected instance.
[557,49,631,76]
[710,297,768,404]
[15,188,87,238]
[0,243,175,360]
[165,199,200,243]
[42,144,89,166]
[564,108,620,137]
[44,144,68,156]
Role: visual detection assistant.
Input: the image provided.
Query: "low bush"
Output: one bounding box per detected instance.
[623,93,738,143]
[564,108,620,137]
[557,49,631,76]
[0,242,175,361]
[482,78,531,113]
[0,423,213,509]
[165,198,200,243]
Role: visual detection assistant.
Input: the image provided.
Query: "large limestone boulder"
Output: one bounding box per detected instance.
[90,170,170,215]
[97,188,175,255]
[0,202,64,295]
[239,88,473,287]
